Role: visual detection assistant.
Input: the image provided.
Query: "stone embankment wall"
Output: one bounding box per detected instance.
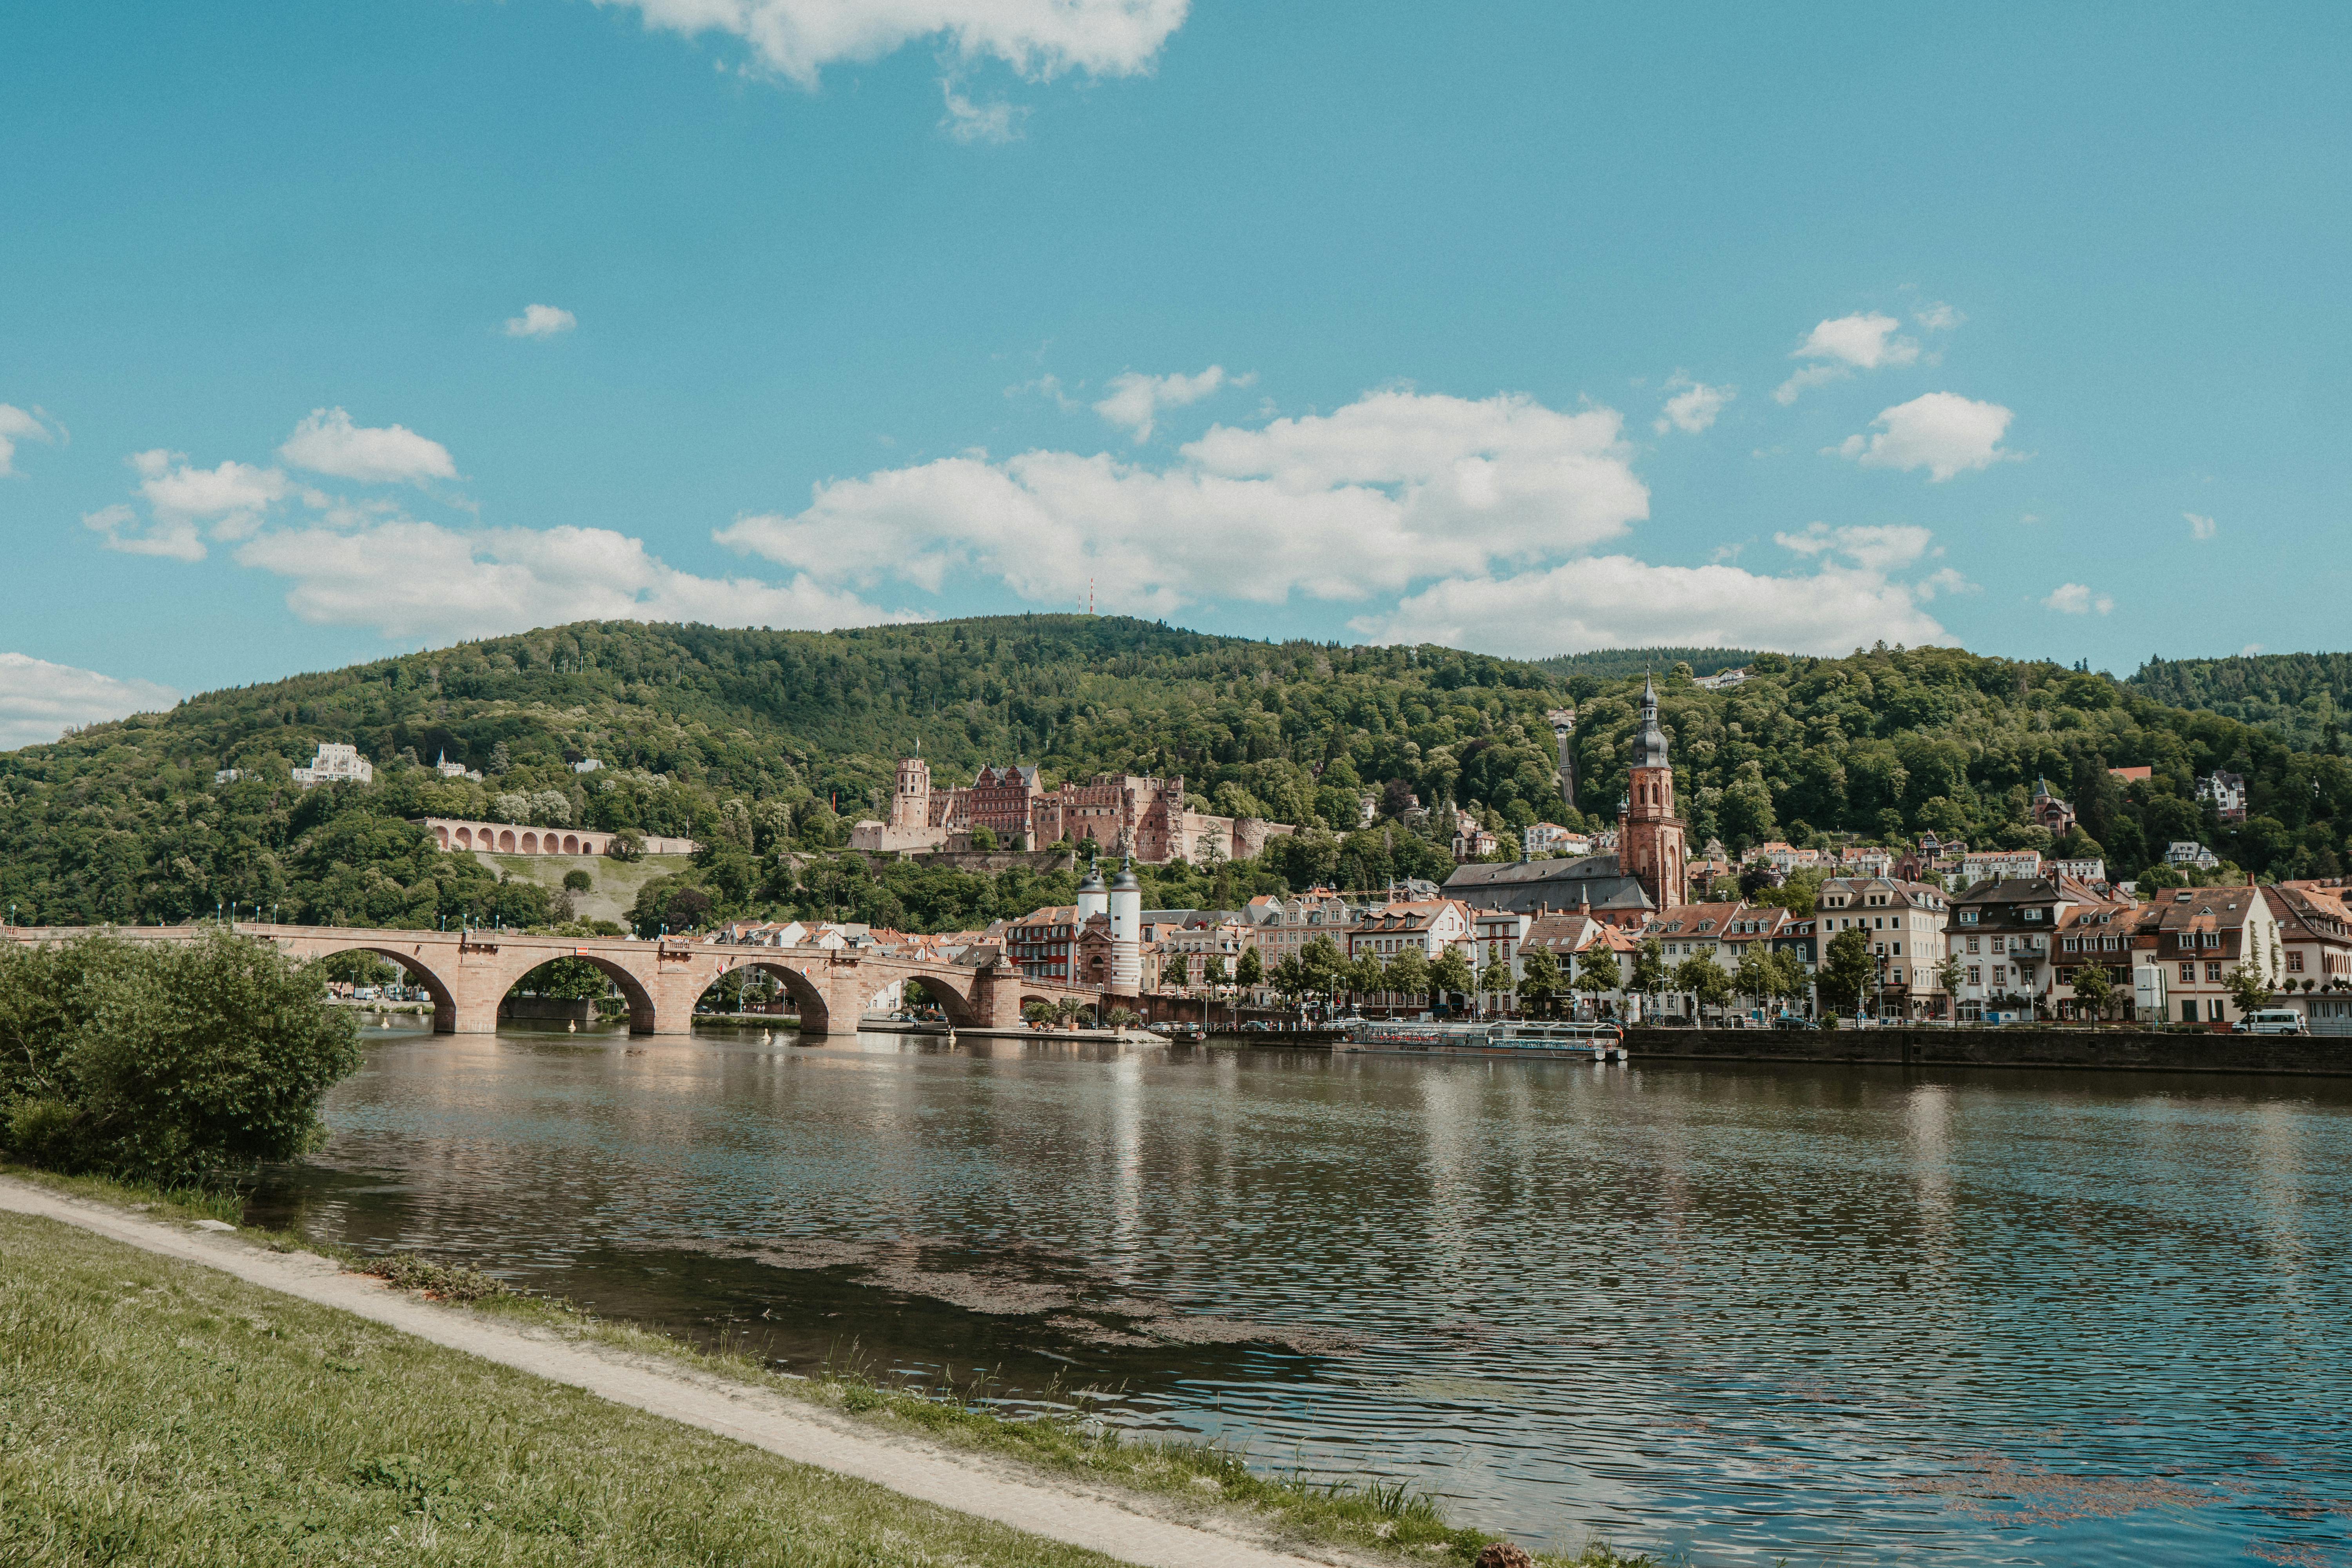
[1628,1027,2351,1079]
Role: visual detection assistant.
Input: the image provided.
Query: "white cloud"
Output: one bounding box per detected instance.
[1916,301,1963,332]
[1351,554,1951,659]
[2186,510,2217,540]
[1772,521,1935,572]
[0,404,59,476]
[1092,365,1244,440]
[1797,312,1920,370]
[1833,392,2017,481]
[278,407,458,485]
[1654,377,1733,434]
[941,82,1029,142]
[0,652,178,751]
[2241,643,2264,656]
[717,387,1651,614]
[2043,582,2112,615]
[86,450,296,556]
[1774,311,1920,403]
[82,501,204,562]
[504,303,577,339]
[236,517,912,642]
[1005,372,1077,411]
[596,0,1188,89]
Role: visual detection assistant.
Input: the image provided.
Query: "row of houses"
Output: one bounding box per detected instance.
[1103,871,2352,1027]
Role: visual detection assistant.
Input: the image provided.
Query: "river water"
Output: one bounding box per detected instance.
[247,1022,2352,1567]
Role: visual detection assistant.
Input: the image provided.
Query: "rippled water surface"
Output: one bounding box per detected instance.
[250,1024,2352,1566]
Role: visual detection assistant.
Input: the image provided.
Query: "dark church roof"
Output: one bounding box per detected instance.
[1633,674,1670,771]
[1441,853,1656,916]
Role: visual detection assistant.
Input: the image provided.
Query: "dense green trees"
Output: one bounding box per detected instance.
[0,930,361,1182]
[2129,652,2352,752]
[4,617,2348,938]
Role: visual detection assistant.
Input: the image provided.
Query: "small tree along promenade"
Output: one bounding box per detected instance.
[2,924,1104,1037]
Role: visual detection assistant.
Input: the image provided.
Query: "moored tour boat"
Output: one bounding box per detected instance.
[1336,1018,1627,1061]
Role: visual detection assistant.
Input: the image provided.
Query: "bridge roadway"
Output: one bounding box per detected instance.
[4,923,1111,1037]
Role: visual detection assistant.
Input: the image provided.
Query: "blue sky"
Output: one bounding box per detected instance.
[2,1,2347,744]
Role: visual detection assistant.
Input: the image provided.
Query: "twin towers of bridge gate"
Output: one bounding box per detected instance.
[1076,859,1143,994]
[1616,674,1689,911]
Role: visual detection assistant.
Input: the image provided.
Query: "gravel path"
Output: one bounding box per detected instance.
[0,1177,1347,1568]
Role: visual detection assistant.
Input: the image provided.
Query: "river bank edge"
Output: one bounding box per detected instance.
[0,1163,1650,1568]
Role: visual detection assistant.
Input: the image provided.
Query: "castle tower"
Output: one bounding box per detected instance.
[891,751,931,833]
[1617,676,1688,909]
[1107,859,1143,995]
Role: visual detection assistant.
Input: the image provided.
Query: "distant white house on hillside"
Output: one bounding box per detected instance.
[292,742,373,789]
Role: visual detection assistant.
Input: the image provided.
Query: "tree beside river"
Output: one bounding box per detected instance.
[0,929,359,1184]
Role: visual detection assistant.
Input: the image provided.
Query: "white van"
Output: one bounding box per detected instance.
[2243,1009,2307,1036]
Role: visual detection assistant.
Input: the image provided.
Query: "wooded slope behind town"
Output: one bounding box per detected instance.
[2,617,2347,932]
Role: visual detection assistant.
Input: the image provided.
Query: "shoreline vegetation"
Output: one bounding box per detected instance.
[0,1164,1652,1568]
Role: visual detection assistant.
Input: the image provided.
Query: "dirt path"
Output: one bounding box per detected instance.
[0,1178,1347,1568]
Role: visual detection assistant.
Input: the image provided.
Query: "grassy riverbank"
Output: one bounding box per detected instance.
[0,1209,1133,1567]
[0,1165,1651,1567]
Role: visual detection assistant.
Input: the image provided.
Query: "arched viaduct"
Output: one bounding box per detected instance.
[3,924,1113,1037]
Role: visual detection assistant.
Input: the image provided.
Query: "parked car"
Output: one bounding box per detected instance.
[2243,1008,2308,1036]
[1772,1013,1813,1031]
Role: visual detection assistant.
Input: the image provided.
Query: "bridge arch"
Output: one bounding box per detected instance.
[713,958,835,1035]
[501,952,657,1034]
[871,968,980,1028]
[296,937,465,1034]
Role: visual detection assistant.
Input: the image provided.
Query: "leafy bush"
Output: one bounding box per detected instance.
[562,868,592,892]
[0,928,361,1183]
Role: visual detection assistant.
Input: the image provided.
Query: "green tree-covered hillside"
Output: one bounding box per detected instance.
[1,617,2346,934]
[2128,652,2352,753]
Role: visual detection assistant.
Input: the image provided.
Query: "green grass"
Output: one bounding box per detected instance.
[0,1210,1151,1568]
[476,850,693,926]
[0,1165,1652,1566]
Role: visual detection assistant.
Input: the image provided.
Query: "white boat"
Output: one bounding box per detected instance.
[1336,1018,1627,1061]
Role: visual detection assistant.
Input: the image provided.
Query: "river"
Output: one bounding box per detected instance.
[246,1022,2352,1567]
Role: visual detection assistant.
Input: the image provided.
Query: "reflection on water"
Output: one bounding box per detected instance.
[248,1022,2352,1567]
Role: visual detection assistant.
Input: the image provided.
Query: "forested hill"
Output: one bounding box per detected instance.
[2,616,2349,933]
[2127,653,2352,752]
[1534,646,1761,682]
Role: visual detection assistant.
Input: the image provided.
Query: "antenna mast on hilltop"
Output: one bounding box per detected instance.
[1089,577,1095,616]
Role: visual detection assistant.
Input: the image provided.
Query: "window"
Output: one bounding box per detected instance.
[2181,1000,2198,1022]
[1993,965,2008,985]
[2288,952,2305,973]
[1967,965,1982,985]
[2209,999,2227,1022]
[2206,962,2223,984]
[2064,937,2078,952]
[2203,932,2220,949]
[1992,936,2007,953]
[2025,908,2043,922]
[2179,961,2196,984]
[1966,936,1980,954]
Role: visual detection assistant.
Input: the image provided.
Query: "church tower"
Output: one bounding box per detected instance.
[1617,676,1688,909]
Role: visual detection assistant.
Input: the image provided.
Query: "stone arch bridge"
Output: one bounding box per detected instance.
[4,924,1113,1037]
